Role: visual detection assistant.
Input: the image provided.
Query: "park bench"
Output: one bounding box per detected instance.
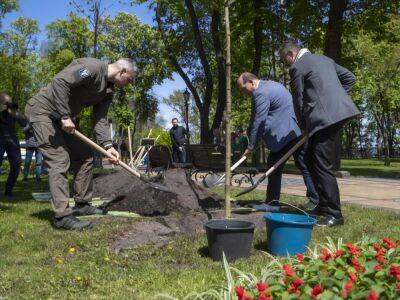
[188,144,258,186]
[147,145,193,174]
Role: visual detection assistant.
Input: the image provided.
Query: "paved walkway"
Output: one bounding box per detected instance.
[233,173,400,212]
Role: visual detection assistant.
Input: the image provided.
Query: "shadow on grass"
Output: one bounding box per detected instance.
[254,240,267,252]
[197,245,210,258]
[30,209,53,225]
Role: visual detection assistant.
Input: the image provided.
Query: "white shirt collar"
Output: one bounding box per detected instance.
[295,48,310,63]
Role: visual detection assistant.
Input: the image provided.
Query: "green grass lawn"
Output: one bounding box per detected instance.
[284,158,400,179]
[1,174,400,299]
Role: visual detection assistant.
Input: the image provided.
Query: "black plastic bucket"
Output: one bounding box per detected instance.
[205,219,255,261]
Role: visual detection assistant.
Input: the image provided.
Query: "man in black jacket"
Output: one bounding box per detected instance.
[279,40,360,227]
[169,118,188,163]
[0,92,25,198]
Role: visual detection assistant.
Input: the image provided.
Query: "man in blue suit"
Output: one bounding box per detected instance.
[237,72,318,207]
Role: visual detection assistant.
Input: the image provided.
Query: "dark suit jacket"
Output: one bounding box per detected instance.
[169,125,187,148]
[248,80,301,153]
[289,52,360,136]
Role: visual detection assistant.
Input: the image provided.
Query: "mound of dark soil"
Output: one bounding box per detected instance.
[93,168,222,216]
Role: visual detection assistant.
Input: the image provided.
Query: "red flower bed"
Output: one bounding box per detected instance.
[233,237,400,299]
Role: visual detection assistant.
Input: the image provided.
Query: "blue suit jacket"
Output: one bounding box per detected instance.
[248,80,301,153]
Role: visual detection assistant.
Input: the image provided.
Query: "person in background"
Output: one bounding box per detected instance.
[0,92,25,199]
[169,118,188,163]
[22,123,43,182]
[279,40,359,227]
[237,72,319,209]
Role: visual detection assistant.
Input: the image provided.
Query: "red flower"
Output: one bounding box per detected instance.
[334,249,344,258]
[320,248,332,261]
[296,253,304,262]
[383,237,398,249]
[349,272,357,283]
[396,284,400,290]
[235,286,253,300]
[345,243,361,256]
[376,254,387,265]
[367,290,378,300]
[351,258,363,272]
[257,294,272,300]
[374,265,383,272]
[341,281,354,297]
[288,278,303,293]
[310,284,324,299]
[256,282,268,292]
[283,264,296,277]
[390,265,400,280]
[373,242,385,255]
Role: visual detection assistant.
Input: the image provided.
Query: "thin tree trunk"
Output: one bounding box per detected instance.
[224,0,232,219]
[251,0,263,76]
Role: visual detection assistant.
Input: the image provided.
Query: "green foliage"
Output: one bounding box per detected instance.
[0,17,39,107]
[0,0,19,28]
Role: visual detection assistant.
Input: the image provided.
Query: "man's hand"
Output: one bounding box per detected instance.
[178,146,183,152]
[61,118,76,134]
[106,147,120,165]
[6,108,17,117]
[243,149,253,158]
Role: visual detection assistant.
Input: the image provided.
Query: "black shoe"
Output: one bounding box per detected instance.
[316,215,344,227]
[307,206,326,217]
[54,215,92,230]
[72,203,103,216]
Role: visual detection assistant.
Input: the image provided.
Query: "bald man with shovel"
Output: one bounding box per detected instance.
[25,57,138,230]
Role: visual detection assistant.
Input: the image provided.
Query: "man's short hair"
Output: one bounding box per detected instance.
[241,72,259,84]
[172,118,178,122]
[279,39,302,57]
[116,58,139,74]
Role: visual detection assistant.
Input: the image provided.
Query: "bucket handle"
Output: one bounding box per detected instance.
[269,200,311,219]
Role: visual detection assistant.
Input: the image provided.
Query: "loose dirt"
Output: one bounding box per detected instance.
[93,168,265,252]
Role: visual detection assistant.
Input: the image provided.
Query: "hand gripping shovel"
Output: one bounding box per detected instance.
[49,113,172,193]
[202,156,247,188]
[235,135,308,197]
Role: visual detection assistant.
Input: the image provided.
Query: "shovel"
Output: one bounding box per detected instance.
[235,135,308,197]
[49,113,172,193]
[202,156,247,188]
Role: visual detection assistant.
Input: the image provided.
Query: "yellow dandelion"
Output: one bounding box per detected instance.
[103,255,110,262]
[69,247,76,254]
[75,276,82,281]
[56,259,64,264]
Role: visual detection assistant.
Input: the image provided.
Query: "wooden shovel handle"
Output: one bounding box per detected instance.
[72,130,141,178]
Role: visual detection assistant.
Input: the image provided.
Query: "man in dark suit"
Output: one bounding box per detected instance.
[237,73,319,207]
[279,40,359,227]
[169,118,188,163]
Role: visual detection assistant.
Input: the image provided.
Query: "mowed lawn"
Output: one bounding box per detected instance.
[1,174,400,299]
[284,158,400,179]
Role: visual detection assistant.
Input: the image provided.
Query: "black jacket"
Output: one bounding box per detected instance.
[0,110,26,138]
[289,52,360,136]
[169,126,188,148]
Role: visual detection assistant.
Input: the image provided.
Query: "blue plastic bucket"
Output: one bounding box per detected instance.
[263,213,317,256]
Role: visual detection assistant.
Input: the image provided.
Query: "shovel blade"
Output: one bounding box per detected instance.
[235,183,258,197]
[202,174,224,188]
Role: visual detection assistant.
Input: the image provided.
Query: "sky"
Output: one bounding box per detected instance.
[2,0,186,128]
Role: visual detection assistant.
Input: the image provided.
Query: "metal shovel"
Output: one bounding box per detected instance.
[203,156,247,188]
[72,130,172,193]
[49,112,172,193]
[235,135,308,197]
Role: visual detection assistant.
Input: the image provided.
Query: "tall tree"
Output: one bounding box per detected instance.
[0,17,39,106]
[0,0,19,29]
[69,0,107,57]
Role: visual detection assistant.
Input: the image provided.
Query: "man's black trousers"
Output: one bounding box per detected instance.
[305,122,345,219]
[266,137,319,204]
[0,136,21,195]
